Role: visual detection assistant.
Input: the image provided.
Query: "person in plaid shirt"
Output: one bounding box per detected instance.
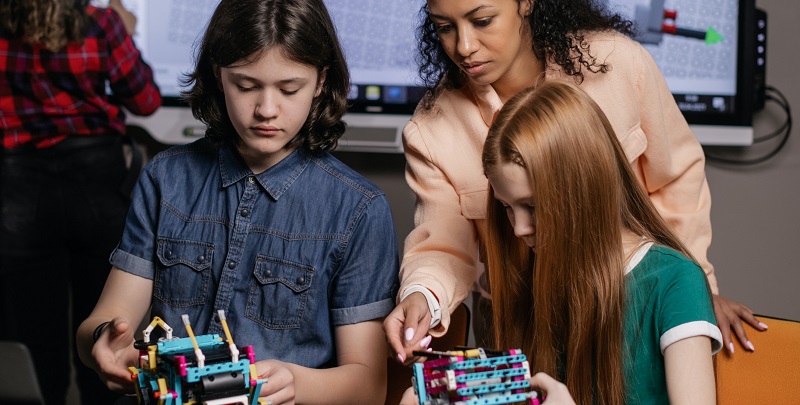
[0,1,160,404]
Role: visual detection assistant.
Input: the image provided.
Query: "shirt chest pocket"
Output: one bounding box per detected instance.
[154,239,214,308]
[247,256,314,329]
[460,188,489,220]
[618,124,647,163]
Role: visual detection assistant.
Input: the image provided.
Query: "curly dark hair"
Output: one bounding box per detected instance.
[416,0,634,109]
[181,0,350,153]
[0,0,90,51]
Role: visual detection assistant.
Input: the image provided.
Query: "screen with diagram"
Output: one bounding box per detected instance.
[604,0,748,123]
[107,0,754,146]
[106,0,426,113]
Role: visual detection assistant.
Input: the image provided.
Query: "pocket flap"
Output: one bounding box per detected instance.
[254,257,313,293]
[619,124,647,163]
[157,239,214,271]
[459,188,489,219]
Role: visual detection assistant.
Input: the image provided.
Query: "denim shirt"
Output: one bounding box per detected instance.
[110,138,399,368]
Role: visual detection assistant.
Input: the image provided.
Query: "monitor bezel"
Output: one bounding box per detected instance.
[676,0,756,128]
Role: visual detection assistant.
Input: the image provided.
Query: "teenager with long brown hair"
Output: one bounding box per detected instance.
[482,81,721,404]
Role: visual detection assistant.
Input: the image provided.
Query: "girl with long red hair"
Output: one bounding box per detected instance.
[482,81,722,404]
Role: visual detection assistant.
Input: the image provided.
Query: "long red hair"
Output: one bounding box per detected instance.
[482,81,694,404]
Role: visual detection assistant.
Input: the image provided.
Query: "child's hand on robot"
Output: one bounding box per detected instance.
[399,386,418,405]
[256,359,297,405]
[91,317,138,393]
[529,372,574,405]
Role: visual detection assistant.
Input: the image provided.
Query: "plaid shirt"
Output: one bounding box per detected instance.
[0,6,161,150]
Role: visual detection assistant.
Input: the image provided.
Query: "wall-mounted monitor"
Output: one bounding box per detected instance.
[120,0,757,152]
[604,0,757,145]
[118,0,426,152]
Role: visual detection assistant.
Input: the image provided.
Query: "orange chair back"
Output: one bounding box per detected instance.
[715,315,800,405]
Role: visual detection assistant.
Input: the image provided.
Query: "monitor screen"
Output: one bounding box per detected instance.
[105,0,427,114]
[604,0,755,144]
[116,0,755,148]
[326,0,427,114]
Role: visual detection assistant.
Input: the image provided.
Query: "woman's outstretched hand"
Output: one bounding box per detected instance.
[713,294,768,354]
[383,292,433,365]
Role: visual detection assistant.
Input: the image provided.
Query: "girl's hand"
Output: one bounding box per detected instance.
[529,372,576,405]
[713,294,768,354]
[91,317,138,393]
[256,359,296,405]
[399,386,418,405]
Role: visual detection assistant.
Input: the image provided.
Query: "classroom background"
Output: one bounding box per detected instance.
[62,0,798,403]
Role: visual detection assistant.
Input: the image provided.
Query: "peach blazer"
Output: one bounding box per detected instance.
[400,31,715,335]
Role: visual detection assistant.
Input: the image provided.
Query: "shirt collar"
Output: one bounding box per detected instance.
[624,242,655,275]
[466,68,559,127]
[467,81,504,127]
[218,146,311,200]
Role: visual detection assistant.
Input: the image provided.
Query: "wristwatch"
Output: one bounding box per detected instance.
[400,285,442,328]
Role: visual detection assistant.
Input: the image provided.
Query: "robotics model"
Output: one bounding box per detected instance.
[412,347,541,405]
[128,310,267,405]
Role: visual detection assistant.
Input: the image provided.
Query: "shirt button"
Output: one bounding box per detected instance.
[265,269,272,277]
[248,177,255,184]
[228,261,236,269]
[197,255,205,263]
[296,276,305,284]
[165,250,173,259]
[241,208,250,217]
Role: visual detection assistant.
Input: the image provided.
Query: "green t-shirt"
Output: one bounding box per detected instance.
[623,244,722,405]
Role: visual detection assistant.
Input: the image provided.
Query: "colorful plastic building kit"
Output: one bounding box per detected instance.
[128,310,267,405]
[412,347,541,405]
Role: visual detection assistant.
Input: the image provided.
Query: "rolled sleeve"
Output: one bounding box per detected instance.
[331,298,396,325]
[330,194,399,325]
[113,159,160,276]
[109,247,154,279]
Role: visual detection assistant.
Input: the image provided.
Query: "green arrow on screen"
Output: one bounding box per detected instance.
[706,27,724,45]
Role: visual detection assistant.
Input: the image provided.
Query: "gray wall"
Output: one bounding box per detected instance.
[337,0,800,322]
[702,0,800,321]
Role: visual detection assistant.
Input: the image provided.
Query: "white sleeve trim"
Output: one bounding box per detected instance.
[399,285,442,328]
[660,320,723,355]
